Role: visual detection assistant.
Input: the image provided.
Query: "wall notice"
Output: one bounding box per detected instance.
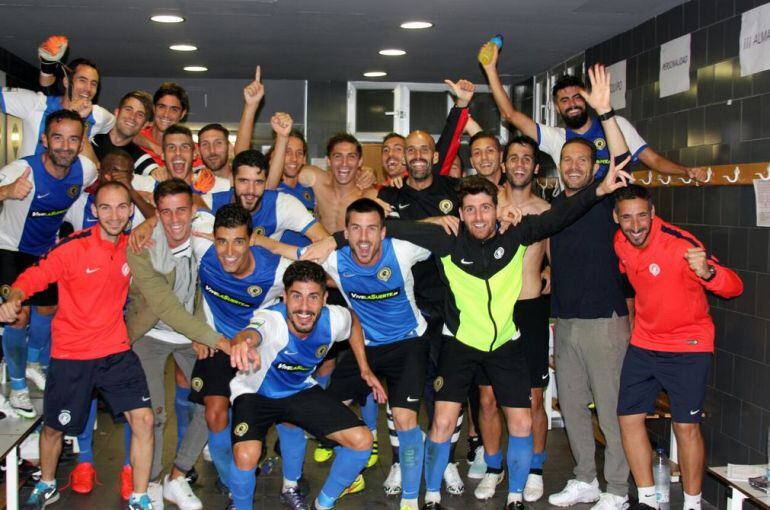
[660,34,691,97]
[607,60,626,110]
[740,3,770,76]
[754,178,770,227]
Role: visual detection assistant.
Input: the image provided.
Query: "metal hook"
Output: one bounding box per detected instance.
[639,171,653,185]
[755,165,770,181]
[657,175,671,185]
[722,166,741,183]
[678,176,693,184]
[703,168,712,183]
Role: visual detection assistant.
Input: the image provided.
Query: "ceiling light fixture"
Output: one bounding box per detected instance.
[184,66,208,72]
[363,71,387,78]
[150,14,185,23]
[379,49,406,56]
[400,21,433,30]
[170,44,197,52]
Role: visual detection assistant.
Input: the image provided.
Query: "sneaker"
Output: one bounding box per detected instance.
[466,436,481,464]
[366,439,379,468]
[128,494,155,510]
[26,365,46,391]
[281,485,309,510]
[590,493,629,510]
[148,481,164,510]
[548,478,601,507]
[10,389,36,418]
[474,471,504,500]
[21,480,59,510]
[383,462,401,495]
[443,462,464,495]
[202,444,212,462]
[184,466,198,485]
[340,473,365,497]
[523,473,544,502]
[0,393,19,419]
[120,465,133,500]
[163,474,202,510]
[313,444,333,463]
[505,501,526,510]
[467,446,487,479]
[68,462,96,494]
[420,502,442,509]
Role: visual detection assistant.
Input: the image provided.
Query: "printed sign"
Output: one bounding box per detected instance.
[740,3,770,76]
[607,60,626,110]
[660,34,691,97]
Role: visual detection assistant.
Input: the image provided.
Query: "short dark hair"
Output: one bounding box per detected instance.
[613,184,653,210]
[326,132,362,158]
[44,109,85,137]
[153,82,190,113]
[214,203,253,237]
[153,177,192,205]
[232,150,268,178]
[383,132,405,144]
[504,135,539,164]
[469,131,501,152]
[345,198,385,227]
[287,129,307,154]
[94,180,131,204]
[199,123,230,140]
[162,124,193,148]
[458,175,499,206]
[118,90,154,121]
[552,74,586,98]
[283,260,327,293]
[101,148,134,167]
[68,58,99,78]
[561,137,597,166]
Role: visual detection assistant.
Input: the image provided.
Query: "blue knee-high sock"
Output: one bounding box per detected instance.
[174,384,192,451]
[228,462,256,510]
[423,439,450,492]
[530,451,547,473]
[484,449,504,472]
[397,427,424,499]
[208,427,233,487]
[27,308,52,369]
[316,446,370,508]
[123,425,132,466]
[3,325,28,391]
[277,424,306,482]
[77,399,98,464]
[360,393,378,432]
[314,372,331,389]
[507,434,534,494]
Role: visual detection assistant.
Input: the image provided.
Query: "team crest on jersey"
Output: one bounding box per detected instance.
[493,247,504,259]
[0,284,10,300]
[191,377,203,392]
[438,199,453,214]
[649,263,661,277]
[67,184,80,198]
[303,191,312,201]
[254,226,265,236]
[247,285,263,297]
[315,345,329,358]
[234,422,249,437]
[58,409,72,426]
[433,376,444,392]
[377,267,392,282]
[594,138,606,151]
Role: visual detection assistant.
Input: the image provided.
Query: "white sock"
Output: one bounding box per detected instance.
[507,492,523,504]
[399,498,418,510]
[314,499,332,510]
[425,490,441,504]
[637,486,658,508]
[683,491,701,509]
[283,478,298,491]
[40,479,56,487]
[130,492,147,500]
[371,429,378,440]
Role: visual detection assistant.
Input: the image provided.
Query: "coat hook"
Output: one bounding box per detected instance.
[658,175,671,185]
[639,171,653,185]
[679,176,693,184]
[703,168,712,183]
[755,165,770,181]
[723,167,741,183]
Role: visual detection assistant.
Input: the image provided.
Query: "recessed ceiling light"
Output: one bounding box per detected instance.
[363,71,387,78]
[400,21,433,30]
[150,14,185,23]
[184,66,208,72]
[379,49,406,56]
[170,44,197,52]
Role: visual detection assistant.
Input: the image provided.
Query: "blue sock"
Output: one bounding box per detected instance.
[423,438,450,492]
[28,308,52,369]
[360,393,378,432]
[531,451,547,472]
[317,446,370,507]
[2,325,28,391]
[314,372,330,389]
[507,434,534,494]
[397,426,424,499]
[208,427,233,487]
[123,425,132,466]
[484,449,503,471]
[277,424,306,482]
[228,462,256,510]
[174,384,192,451]
[77,399,97,464]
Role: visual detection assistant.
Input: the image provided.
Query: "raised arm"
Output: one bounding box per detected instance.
[266,112,292,189]
[638,147,707,182]
[579,64,628,158]
[434,80,472,176]
[37,35,68,89]
[234,66,265,156]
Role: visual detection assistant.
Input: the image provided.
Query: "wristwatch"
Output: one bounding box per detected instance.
[701,265,716,282]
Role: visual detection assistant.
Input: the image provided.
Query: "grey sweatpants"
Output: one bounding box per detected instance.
[554,313,630,496]
[133,336,208,479]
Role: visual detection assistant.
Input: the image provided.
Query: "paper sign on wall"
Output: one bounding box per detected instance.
[659,34,691,97]
[606,60,626,110]
[754,178,770,227]
[740,3,770,76]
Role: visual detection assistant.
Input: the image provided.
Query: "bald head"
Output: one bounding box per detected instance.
[404,131,437,182]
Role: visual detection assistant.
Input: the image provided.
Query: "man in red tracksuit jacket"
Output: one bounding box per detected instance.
[0,181,155,510]
[612,185,743,510]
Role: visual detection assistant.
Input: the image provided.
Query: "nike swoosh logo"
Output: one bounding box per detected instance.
[86,267,100,274]
[406,396,419,402]
[541,373,549,380]
[37,193,51,199]
[460,258,473,265]
[142,396,151,402]
[690,409,700,415]
[398,203,410,210]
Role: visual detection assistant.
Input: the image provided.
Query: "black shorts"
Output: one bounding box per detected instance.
[44,350,151,435]
[189,350,237,404]
[617,345,712,424]
[0,249,58,307]
[433,337,531,408]
[231,386,364,444]
[514,296,551,388]
[326,336,428,412]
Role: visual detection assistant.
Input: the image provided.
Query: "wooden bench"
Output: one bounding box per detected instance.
[707,466,770,509]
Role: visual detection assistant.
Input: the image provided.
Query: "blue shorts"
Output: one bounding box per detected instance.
[617,345,711,423]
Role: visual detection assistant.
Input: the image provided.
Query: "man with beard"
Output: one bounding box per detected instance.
[198,123,233,180]
[612,185,742,510]
[0,110,97,418]
[160,124,231,194]
[381,133,407,181]
[480,43,705,182]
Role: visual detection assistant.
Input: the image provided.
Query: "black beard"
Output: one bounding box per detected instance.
[562,109,588,130]
[506,171,534,189]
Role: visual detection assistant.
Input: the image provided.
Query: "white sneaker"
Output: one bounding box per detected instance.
[548,478,601,507]
[0,394,19,419]
[467,446,487,479]
[443,462,464,495]
[474,471,505,500]
[163,474,202,510]
[590,492,629,510]
[148,481,165,510]
[202,444,212,462]
[19,432,39,461]
[10,389,36,418]
[26,365,46,391]
[523,473,544,502]
[383,462,401,495]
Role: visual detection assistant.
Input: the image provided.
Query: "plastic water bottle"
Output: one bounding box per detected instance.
[478,34,504,65]
[653,448,671,509]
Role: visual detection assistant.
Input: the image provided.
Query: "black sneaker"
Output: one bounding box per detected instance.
[466,435,481,464]
[505,501,527,510]
[280,485,309,510]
